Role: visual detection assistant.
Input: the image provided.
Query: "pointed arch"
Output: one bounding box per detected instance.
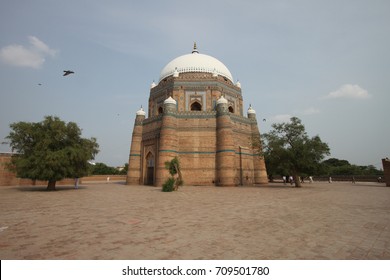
[145,152,155,185]
[190,101,202,111]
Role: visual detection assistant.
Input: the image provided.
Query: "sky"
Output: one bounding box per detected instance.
[0,0,389,169]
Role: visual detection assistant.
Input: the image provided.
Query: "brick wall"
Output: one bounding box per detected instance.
[382,158,390,187]
[1,153,119,186]
[0,153,19,186]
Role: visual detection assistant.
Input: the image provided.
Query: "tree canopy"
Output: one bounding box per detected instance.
[89,162,128,175]
[6,116,99,190]
[259,117,330,187]
[322,158,383,176]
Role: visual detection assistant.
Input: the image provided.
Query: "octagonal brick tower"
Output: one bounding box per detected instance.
[126,44,268,186]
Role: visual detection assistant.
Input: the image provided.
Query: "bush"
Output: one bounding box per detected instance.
[162,177,175,192]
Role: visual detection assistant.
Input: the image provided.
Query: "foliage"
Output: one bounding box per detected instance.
[119,163,129,175]
[259,117,330,187]
[6,116,99,190]
[88,162,128,175]
[162,177,175,192]
[90,162,119,175]
[322,158,383,176]
[163,157,183,192]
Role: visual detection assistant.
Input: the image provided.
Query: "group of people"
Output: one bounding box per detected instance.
[282,175,314,185]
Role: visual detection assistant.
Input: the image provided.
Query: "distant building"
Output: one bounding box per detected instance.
[126,44,268,186]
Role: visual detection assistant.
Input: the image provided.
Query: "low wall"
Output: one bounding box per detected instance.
[81,175,127,182]
[313,175,384,183]
[1,153,126,186]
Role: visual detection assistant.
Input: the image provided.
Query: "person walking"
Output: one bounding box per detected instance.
[74,177,79,189]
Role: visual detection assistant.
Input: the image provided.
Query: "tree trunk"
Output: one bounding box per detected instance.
[294,175,302,188]
[47,180,56,191]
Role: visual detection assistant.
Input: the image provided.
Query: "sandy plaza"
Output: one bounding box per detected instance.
[0,181,389,260]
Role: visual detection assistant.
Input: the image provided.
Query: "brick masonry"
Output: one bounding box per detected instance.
[126,72,268,187]
[382,158,390,187]
[0,153,81,186]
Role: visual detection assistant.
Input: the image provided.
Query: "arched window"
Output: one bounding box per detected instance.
[191,101,202,111]
[158,107,163,114]
[228,106,234,113]
[146,152,154,167]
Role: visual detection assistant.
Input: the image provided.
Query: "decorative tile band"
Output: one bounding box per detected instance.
[157,149,259,156]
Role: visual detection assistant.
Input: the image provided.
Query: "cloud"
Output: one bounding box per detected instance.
[302,107,320,115]
[0,36,57,69]
[269,114,292,123]
[324,84,371,99]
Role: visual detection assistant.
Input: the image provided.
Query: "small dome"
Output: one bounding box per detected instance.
[136,107,146,116]
[159,44,233,82]
[247,105,256,114]
[236,80,241,88]
[216,96,228,105]
[164,96,177,105]
[150,81,156,89]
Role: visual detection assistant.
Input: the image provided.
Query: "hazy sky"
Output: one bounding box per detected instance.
[1,0,389,169]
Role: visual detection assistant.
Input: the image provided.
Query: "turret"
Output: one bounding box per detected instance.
[126,107,146,185]
[154,97,178,187]
[247,105,268,184]
[215,96,236,186]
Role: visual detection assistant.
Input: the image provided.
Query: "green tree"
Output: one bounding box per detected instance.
[119,163,128,175]
[6,116,99,191]
[259,117,330,187]
[90,162,119,175]
[321,158,383,176]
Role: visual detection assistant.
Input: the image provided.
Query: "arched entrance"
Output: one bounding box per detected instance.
[190,101,202,111]
[145,152,155,185]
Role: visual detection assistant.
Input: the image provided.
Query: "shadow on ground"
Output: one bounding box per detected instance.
[16,186,87,192]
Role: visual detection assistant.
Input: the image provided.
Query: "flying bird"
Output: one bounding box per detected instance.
[63,70,74,76]
[38,83,42,86]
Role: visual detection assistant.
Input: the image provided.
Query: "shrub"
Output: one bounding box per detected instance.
[162,157,183,192]
[162,177,175,192]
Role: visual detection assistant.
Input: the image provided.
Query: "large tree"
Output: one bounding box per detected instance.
[6,116,99,190]
[259,117,330,187]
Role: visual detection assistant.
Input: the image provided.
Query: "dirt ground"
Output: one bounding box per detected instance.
[0,181,389,260]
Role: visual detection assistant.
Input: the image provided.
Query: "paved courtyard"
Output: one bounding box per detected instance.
[0,181,389,260]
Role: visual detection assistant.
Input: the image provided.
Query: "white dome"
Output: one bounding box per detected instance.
[136,107,146,116]
[164,96,177,105]
[216,96,228,105]
[159,46,233,83]
[247,105,256,114]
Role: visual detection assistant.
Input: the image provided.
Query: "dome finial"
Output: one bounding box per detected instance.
[192,42,199,54]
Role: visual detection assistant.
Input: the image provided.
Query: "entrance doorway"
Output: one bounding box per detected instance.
[145,152,155,185]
